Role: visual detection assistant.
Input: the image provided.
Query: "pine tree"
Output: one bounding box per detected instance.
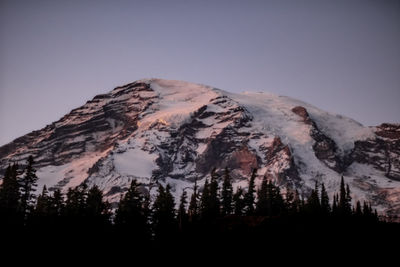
[208,168,220,218]
[31,185,51,227]
[35,185,50,216]
[188,180,199,222]
[320,183,331,215]
[0,164,21,226]
[177,189,188,230]
[346,184,352,215]
[152,184,177,241]
[114,180,150,240]
[268,181,285,216]
[285,184,294,213]
[49,188,64,218]
[339,176,352,216]
[233,187,245,216]
[199,178,210,220]
[244,169,257,215]
[332,193,338,216]
[20,156,38,219]
[256,177,269,216]
[290,189,301,215]
[221,168,233,216]
[64,185,87,219]
[85,185,110,227]
[286,187,301,215]
[355,200,362,217]
[362,201,372,217]
[306,182,321,215]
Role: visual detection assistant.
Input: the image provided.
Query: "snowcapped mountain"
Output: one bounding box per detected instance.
[1,79,399,216]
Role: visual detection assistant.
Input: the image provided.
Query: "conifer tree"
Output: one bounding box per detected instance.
[30,185,52,227]
[268,181,285,216]
[290,189,301,215]
[49,188,64,218]
[85,185,110,227]
[177,189,188,231]
[285,184,294,213]
[188,180,199,222]
[221,168,233,216]
[199,178,210,220]
[332,194,338,216]
[320,183,331,215]
[362,201,372,217]
[64,185,87,219]
[233,187,245,216]
[0,164,21,226]
[114,180,149,240]
[256,177,269,216]
[306,182,321,215]
[20,156,38,219]
[208,168,220,218]
[244,169,257,215]
[35,185,50,216]
[355,200,362,217]
[152,184,177,241]
[346,184,352,214]
[339,176,352,216]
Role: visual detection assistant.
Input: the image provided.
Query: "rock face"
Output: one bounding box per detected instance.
[351,124,400,181]
[0,79,399,216]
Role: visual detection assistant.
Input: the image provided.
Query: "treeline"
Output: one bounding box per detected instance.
[0,157,385,248]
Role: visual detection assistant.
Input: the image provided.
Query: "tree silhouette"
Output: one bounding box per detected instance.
[114,180,150,240]
[152,184,177,241]
[0,164,21,227]
[244,169,257,215]
[221,168,233,216]
[20,156,38,221]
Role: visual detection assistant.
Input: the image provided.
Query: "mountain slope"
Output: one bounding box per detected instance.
[1,79,399,216]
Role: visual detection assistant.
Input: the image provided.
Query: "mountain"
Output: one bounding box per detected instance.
[1,79,399,216]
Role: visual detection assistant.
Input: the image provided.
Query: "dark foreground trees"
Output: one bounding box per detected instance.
[0,162,394,251]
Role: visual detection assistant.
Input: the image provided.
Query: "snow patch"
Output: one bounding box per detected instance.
[113,148,158,178]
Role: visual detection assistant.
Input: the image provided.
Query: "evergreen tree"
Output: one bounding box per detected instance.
[64,185,87,219]
[35,185,50,216]
[306,182,321,215]
[199,178,210,220]
[188,180,199,222]
[268,181,285,216]
[346,184,352,214]
[362,201,372,217]
[285,185,294,213]
[114,180,150,240]
[0,164,21,226]
[355,200,362,217]
[256,177,269,216]
[48,188,64,218]
[152,184,177,241]
[208,168,220,218]
[85,185,111,227]
[244,169,257,215]
[221,168,233,216]
[233,187,245,216]
[320,183,331,215]
[177,189,188,230]
[19,156,38,220]
[30,185,52,227]
[290,189,301,215]
[332,193,338,216]
[339,176,352,216]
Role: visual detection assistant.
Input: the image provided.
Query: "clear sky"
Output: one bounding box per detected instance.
[0,0,399,146]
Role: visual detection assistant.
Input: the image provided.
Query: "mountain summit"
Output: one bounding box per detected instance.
[1,79,399,216]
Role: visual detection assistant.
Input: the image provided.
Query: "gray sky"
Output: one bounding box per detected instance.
[1,0,399,146]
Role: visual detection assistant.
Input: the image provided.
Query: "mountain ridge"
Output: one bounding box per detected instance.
[1,79,399,216]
